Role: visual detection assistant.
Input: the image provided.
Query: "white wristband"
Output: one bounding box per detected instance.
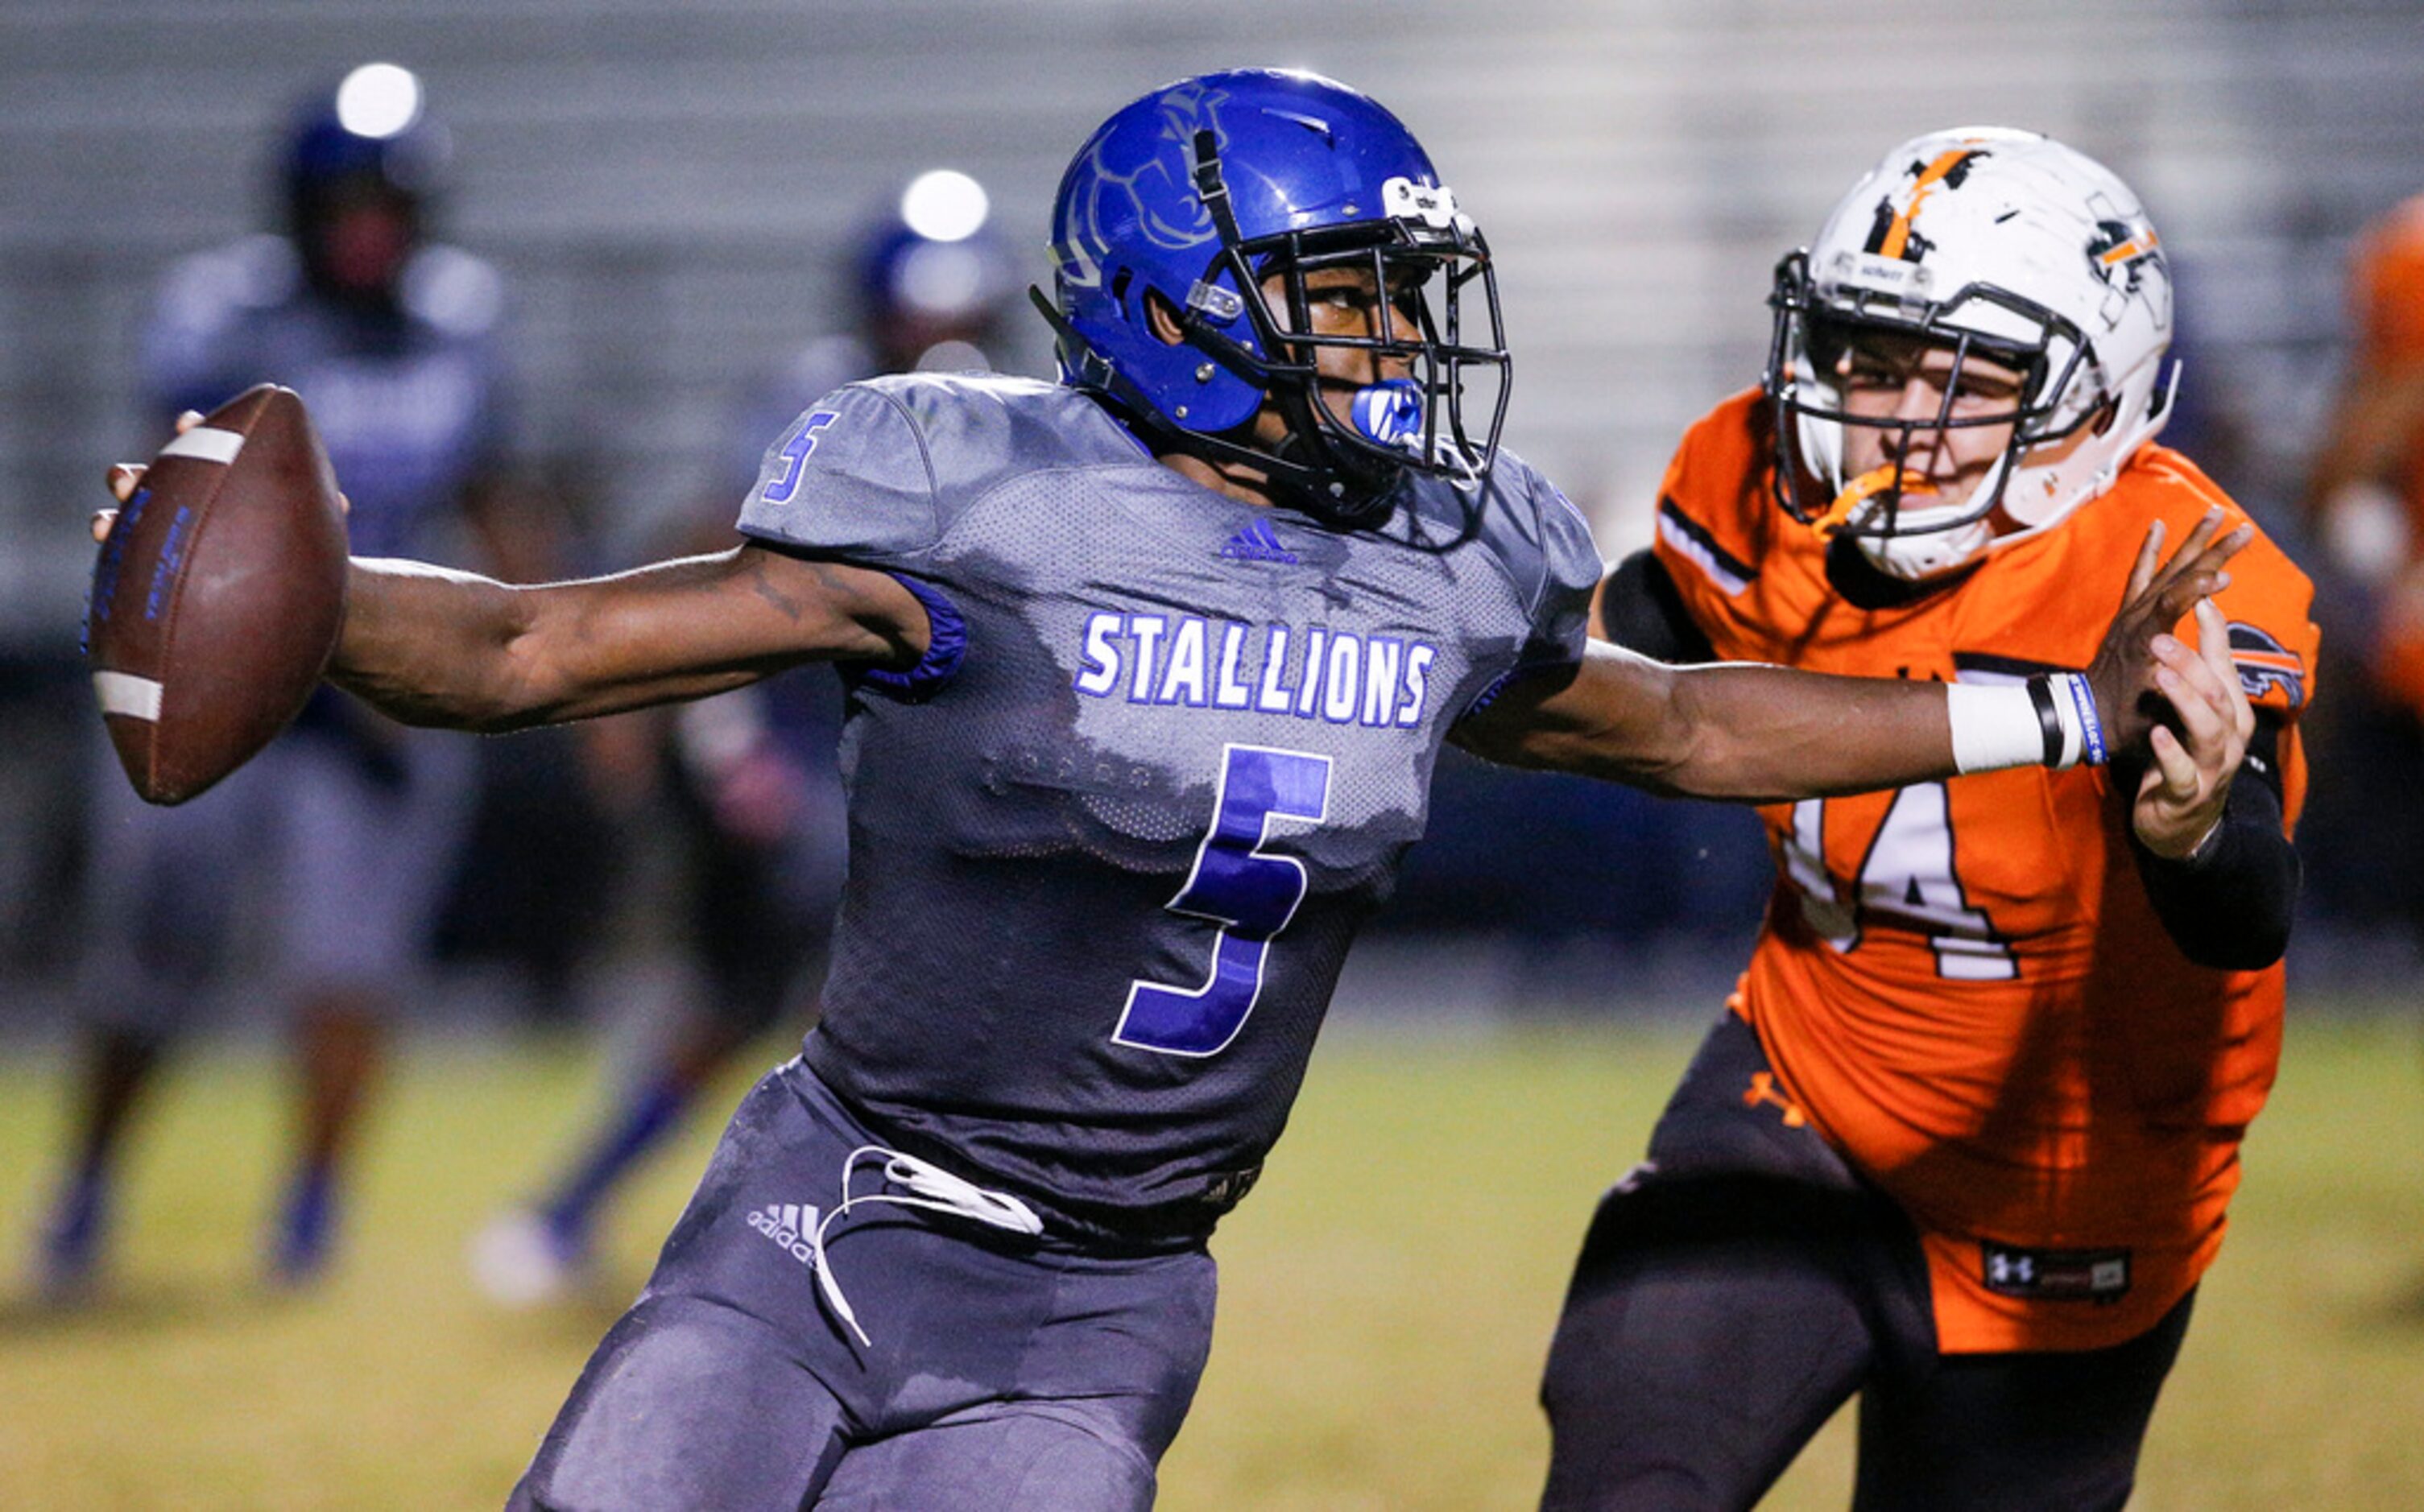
[1946,683,2047,774]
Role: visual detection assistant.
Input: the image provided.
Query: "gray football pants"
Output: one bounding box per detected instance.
[510,1058,1217,1511]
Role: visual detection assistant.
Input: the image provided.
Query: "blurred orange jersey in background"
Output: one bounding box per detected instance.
[2348,195,2424,712]
[1653,390,2319,1352]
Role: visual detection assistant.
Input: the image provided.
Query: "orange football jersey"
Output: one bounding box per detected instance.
[1653,390,2319,1353]
[2347,196,2424,712]
[2353,194,2424,372]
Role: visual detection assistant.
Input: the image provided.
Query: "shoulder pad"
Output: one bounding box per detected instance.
[400,244,506,339]
[153,235,300,333]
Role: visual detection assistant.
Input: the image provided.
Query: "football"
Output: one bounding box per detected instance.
[85,383,350,805]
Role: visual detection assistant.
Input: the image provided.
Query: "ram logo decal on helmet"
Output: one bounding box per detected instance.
[1053,81,1231,295]
[1133,83,1231,252]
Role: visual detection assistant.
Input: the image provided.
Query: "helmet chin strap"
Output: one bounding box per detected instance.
[1263,399,1406,523]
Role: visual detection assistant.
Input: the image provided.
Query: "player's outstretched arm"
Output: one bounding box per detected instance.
[99,458,925,733]
[1450,642,1961,802]
[329,544,926,731]
[1456,510,2249,801]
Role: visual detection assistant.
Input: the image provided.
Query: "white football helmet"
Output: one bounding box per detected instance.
[1764,127,2178,580]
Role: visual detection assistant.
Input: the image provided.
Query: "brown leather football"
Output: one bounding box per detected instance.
[86,383,349,804]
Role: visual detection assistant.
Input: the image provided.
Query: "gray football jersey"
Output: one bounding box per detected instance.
[738,374,1599,1245]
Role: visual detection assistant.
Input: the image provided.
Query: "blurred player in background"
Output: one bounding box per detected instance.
[1539,130,2317,1511]
[468,172,1022,1304]
[35,64,512,1295]
[2301,193,2424,949]
[97,72,2240,1506]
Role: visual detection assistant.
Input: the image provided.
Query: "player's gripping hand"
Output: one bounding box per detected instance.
[2084,506,2251,762]
[2132,597,2255,859]
[91,408,203,541]
[96,410,350,542]
[93,410,194,541]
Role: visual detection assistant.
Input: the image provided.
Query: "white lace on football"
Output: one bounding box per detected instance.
[809,1144,1044,1347]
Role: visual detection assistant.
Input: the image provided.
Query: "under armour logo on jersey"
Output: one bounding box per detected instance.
[1981,1241,2130,1301]
[2228,622,2307,708]
[747,1201,822,1267]
[1218,518,1301,565]
[1742,1071,1808,1128]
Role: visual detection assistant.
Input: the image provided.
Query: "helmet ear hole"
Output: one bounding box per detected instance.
[2088,396,2120,437]
[1805,313,1854,378]
[1144,288,1187,346]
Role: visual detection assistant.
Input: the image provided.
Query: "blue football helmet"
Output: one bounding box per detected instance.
[1040,68,1508,524]
[283,64,451,242]
[852,173,1020,371]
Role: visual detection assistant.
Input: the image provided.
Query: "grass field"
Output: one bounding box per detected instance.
[2,1010,2421,1509]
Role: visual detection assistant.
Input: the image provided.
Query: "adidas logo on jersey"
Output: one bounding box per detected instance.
[747,1202,821,1267]
[1218,518,1300,565]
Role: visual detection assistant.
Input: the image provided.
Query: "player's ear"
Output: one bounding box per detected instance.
[1144,289,1187,347]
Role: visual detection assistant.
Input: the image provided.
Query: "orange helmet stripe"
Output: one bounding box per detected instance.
[1878,147,1983,261]
[2099,228,2161,266]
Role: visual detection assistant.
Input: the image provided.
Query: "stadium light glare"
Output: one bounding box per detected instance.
[900,169,990,244]
[335,64,424,141]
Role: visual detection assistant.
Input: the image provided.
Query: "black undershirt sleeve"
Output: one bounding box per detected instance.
[2128,713,2300,972]
[1597,548,1716,664]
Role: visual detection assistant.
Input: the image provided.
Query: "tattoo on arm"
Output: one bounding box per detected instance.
[744,549,825,622]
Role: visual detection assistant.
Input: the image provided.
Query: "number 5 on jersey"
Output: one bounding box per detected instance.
[1115,744,1332,1057]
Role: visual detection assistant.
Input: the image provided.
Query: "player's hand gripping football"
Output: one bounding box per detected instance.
[91,409,201,541]
[94,408,354,541]
[2083,506,2248,772]
[2129,595,2256,859]
[97,461,146,538]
